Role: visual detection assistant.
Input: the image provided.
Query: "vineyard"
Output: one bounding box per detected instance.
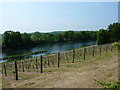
[1,43,117,81]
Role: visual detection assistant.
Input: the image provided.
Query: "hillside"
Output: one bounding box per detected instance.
[2,45,119,88]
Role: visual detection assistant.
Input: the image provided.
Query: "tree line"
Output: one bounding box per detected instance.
[2,30,97,49]
[97,23,120,45]
[2,22,120,50]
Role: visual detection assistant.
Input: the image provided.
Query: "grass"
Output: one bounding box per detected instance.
[18,73,42,80]
[2,77,11,88]
[1,43,118,88]
[3,45,117,75]
[94,79,120,89]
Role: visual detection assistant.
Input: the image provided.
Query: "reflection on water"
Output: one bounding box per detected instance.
[1,41,96,58]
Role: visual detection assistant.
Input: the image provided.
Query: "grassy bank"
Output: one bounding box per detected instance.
[0,50,47,63]
[2,43,119,88]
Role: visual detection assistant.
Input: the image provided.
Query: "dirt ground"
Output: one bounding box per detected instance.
[2,49,118,88]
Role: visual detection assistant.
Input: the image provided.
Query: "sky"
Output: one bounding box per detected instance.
[118,1,120,23]
[0,2,118,33]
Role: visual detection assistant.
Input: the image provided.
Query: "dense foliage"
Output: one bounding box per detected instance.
[97,23,120,45]
[2,22,120,49]
[2,30,97,49]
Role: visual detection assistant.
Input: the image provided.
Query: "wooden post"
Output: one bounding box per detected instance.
[66,52,68,62]
[22,61,24,72]
[106,44,108,53]
[72,50,75,63]
[36,58,38,73]
[27,59,29,71]
[48,56,50,67]
[92,46,95,57]
[2,68,4,74]
[57,52,60,68]
[14,60,18,80]
[99,45,102,56]
[83,48,86,60]
[3,64,7,76]
[25,60,27,69]
[40,55,43,73]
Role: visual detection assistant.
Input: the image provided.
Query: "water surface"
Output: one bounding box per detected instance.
[1,41,96,62]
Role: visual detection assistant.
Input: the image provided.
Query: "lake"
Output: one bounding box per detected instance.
[0,41,96,62]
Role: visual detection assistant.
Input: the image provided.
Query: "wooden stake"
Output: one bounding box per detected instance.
[84,48,86,60]
[57,52,60,67]
[40,55,43,73]
[72,50,75,63]
[14,60,18,80]
[4,64,7,76]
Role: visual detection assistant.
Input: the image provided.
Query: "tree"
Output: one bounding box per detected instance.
[31,32,42,42]
[56,33,64,42]
[107,23,118,31]
[110,23,120,42]
[22,33,32,46]
[2,29,98,49]
[97,29,110,45]
[2,31,23,49]
[2,31,11,49]
[62,30,75,41]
